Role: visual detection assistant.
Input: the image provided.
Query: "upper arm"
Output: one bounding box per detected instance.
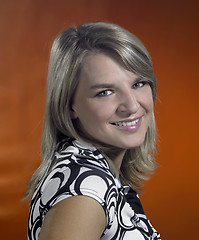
[39,195,106,240]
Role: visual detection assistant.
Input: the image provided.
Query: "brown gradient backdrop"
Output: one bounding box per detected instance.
[0,0,198,239]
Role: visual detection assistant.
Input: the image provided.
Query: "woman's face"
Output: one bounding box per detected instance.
[71,53,153,149]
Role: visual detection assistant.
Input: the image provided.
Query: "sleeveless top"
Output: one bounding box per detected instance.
[28,138,161,240]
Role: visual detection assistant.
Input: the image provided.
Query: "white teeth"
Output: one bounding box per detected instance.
[115,119,139,127]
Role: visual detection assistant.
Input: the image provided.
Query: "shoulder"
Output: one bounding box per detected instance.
[38,139,118,211]
[39,195,106,240]
[36,139,118,238]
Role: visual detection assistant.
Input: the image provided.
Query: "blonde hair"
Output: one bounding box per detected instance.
[25,21,157,199]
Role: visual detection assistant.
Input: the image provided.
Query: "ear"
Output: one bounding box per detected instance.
[70,106,78,119]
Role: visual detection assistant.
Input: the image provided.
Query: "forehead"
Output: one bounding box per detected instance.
[79,53,137,86]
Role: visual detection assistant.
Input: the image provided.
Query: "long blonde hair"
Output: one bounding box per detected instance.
[25,21,157,199]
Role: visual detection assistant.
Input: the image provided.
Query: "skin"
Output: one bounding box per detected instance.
[39,196,106,240]
[39,53,153,240]
[72,53,153,170]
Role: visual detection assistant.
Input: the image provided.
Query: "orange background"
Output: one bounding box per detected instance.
[0,0,199,239]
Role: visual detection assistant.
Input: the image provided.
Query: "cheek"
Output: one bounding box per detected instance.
[147,97,154,113]
[89,104,114,122]
[142,88,154,113]
[82,99,117,122]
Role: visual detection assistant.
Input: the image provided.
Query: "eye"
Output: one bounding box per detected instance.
[96,89,113,97]
[132,81,148,89]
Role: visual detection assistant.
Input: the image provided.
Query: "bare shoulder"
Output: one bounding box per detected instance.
[39,195,106,240]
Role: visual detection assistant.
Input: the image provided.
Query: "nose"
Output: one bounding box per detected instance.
[117,90,140,116]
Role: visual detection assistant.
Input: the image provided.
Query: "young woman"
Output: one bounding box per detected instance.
[26,21,161,240]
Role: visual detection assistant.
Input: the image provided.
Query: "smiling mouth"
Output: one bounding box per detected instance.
[112,119,139,127]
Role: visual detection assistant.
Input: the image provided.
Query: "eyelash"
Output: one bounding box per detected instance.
[96,89,113,97]
[95,81,149,97]
[132,81,149,89]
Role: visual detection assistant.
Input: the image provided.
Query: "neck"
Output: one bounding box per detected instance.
[104,148,126,176]
[81,137,127,176]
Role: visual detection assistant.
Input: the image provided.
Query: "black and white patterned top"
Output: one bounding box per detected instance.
[28,138,161,240]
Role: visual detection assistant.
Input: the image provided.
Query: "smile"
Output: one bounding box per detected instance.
[114,119,139,127]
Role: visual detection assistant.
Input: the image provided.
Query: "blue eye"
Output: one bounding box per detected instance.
[96,90,113,97]
[132,81,148,89]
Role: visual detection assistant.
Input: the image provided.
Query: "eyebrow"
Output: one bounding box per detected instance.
[89,77,143,90]
[90,84,115,90]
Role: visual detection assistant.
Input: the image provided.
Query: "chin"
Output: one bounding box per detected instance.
[123,138,146,149]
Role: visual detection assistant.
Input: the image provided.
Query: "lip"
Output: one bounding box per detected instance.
[110,117,142,131]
